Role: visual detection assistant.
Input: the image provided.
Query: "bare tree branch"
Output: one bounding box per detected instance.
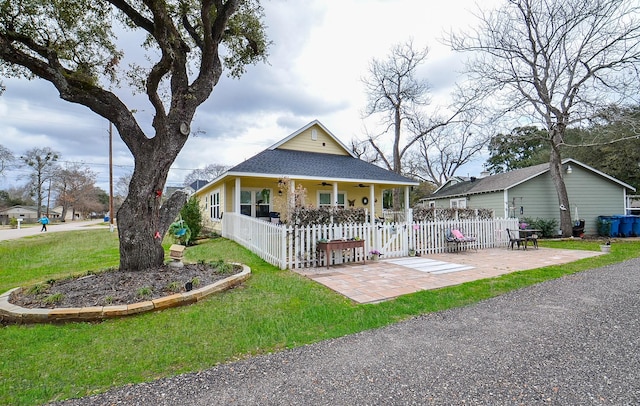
[446,0,640,236]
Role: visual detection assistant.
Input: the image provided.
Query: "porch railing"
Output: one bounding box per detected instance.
[222,212,519,270]
[222,212,287,269]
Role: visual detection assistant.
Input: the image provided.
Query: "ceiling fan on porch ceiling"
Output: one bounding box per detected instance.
[355,184,369,188]
[317,182,332,186]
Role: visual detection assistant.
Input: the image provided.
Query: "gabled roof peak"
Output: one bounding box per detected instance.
[267,120,356,158]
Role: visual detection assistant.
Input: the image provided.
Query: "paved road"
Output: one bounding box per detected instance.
[54,257,640,405]
[0,220,108,241]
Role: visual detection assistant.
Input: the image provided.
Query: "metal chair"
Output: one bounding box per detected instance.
[506,228,525,250]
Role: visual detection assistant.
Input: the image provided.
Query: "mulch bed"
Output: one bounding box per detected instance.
[10,263,242,309]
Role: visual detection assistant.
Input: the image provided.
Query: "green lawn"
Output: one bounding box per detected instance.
[1,231,638,405]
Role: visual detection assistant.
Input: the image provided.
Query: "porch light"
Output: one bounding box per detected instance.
[566,164,572,174]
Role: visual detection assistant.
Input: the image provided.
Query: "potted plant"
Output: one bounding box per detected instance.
[408,247,416,256]
[600,239,611,253]
[369,249,382,261]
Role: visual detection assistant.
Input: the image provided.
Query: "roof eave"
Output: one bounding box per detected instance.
[197,171,418,192]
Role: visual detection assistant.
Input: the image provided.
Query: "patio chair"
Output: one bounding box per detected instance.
[506,228,525,250]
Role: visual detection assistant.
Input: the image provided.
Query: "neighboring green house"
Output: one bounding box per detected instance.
[426,159,636,236]
[194,120,418,228]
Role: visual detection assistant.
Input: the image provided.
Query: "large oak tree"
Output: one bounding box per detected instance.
[0,0,268,270]
[448,0,640,236]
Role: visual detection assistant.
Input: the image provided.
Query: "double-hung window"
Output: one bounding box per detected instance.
[450,198,467,208]
[318,192,346,208]
[210,190,221,220]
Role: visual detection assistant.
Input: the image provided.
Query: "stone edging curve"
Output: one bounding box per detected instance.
[0,264,251,324]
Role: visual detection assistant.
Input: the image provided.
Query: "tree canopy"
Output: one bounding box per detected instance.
[485,107,640,190]
[0,1,269,270]
[485,126,549,174]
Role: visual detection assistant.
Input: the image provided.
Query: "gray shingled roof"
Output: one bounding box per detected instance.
[431,162,551,198]
[228,149,416,184]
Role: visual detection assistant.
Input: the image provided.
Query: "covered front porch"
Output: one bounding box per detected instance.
[212,175,414,225]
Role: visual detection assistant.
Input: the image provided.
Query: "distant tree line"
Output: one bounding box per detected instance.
[485,106,640,191]
[0,145,116,219]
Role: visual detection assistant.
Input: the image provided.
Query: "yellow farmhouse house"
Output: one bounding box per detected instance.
[194,120,418,228]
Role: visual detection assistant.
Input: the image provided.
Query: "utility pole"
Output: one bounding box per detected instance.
[109,121,115,232]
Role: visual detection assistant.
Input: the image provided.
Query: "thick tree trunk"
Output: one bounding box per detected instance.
[117,190,188,271]
[548,133,573,237]
[116,148,188,271]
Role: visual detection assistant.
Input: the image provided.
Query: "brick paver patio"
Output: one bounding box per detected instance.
[294,247,604,303]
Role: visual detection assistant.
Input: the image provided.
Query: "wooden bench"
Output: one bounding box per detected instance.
[445,229,477,252]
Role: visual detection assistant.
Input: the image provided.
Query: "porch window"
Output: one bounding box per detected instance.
[319,192,346,208]
[210,190,221,219]
[450,198,467,209]
[240,188,271,217]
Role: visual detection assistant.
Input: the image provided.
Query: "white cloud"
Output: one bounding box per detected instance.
[0,0,498,191]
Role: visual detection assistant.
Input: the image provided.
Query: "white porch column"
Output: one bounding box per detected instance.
[503,190,509,218]
[404,186,413,223]
[369,184,375,224]
[289,179,296,209]
[369,184,378,253]
[332,182,339,207]
[234,177,241,214]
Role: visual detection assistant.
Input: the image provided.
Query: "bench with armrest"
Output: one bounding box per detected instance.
[446,229,477,252]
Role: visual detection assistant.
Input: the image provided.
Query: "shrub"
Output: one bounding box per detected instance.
[521,217,558,238]
[290,206,366,226]
[180,195,203,243]
[412,207,494,221]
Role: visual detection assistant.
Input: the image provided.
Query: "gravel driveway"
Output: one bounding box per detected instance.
[53,258,640,405]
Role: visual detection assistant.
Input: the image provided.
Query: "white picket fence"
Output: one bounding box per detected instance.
[222,212,519,269]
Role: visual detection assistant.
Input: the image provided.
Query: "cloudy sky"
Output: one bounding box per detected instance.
[0,0,498,192]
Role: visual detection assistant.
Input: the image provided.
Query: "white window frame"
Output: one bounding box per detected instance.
[240,188,272,218]
[318,191,346,208]
[209,189,221,220]
[450,198,467,209]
